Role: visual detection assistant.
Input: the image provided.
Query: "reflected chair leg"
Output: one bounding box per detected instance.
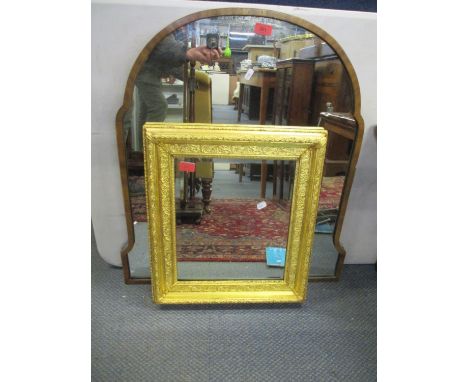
[201,178,213,213]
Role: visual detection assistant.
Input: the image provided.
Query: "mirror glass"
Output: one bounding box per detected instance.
[175,158,293,280]
[123,14,356,279]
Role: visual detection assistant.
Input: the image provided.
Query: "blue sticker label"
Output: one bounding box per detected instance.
[265,247,286,267]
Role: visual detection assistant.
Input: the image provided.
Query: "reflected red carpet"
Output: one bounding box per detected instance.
[129,176,344,223]
[177,198,290,262]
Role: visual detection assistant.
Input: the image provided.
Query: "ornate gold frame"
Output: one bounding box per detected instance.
[144,123,327,304]
[116,8,365,284]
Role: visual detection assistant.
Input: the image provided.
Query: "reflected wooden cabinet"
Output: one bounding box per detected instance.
[272,58,314,126]
[272,58,353,127]
[309,59,353,125]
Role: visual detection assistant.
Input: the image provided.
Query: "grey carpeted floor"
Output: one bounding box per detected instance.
[92,229,376,381]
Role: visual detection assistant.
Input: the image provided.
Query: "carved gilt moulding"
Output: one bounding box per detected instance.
[144,123,327,304]
[116,7,364,284]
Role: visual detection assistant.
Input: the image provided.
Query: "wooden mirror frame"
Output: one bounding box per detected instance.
[116,8,364,284]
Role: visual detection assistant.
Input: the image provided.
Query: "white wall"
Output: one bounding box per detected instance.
[91,0,377,266]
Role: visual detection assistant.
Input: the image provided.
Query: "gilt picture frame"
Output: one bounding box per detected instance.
[144,123,327,304]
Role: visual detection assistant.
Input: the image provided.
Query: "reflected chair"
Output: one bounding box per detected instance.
[193,70,212,123]
[180,69,214,215]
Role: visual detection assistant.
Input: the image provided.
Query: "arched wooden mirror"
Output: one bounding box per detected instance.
[116,8,363,284]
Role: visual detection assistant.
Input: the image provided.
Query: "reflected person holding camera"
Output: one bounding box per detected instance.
[135,33,222,128]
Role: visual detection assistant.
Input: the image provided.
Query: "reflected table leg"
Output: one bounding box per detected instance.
[258,86,270,125]
[238,163,243,183]
[237,83,245,122]
[279,161,285,200]
[258,88,270,196]
[260,160,267,199]
[272,160,278,199]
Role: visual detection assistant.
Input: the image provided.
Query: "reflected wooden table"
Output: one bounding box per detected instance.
[237,68,276,125]
[237,68,277,198]
[318,112,356,177]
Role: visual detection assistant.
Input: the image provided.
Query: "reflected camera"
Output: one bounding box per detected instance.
[206,33,219,49]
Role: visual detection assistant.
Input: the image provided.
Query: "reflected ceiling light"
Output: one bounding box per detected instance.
[230,32,255,36]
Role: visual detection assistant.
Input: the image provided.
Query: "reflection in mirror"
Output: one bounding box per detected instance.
[123,13,357,280]
[310,112,356,275]
[175,158,293,281]
[310,175,344,275]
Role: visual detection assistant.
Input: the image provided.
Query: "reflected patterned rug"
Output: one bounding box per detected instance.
[128,176,147,222]
[130,195,147,223]
[128,176,345,223]
[176,198,291,262]
[319,176,345,210]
